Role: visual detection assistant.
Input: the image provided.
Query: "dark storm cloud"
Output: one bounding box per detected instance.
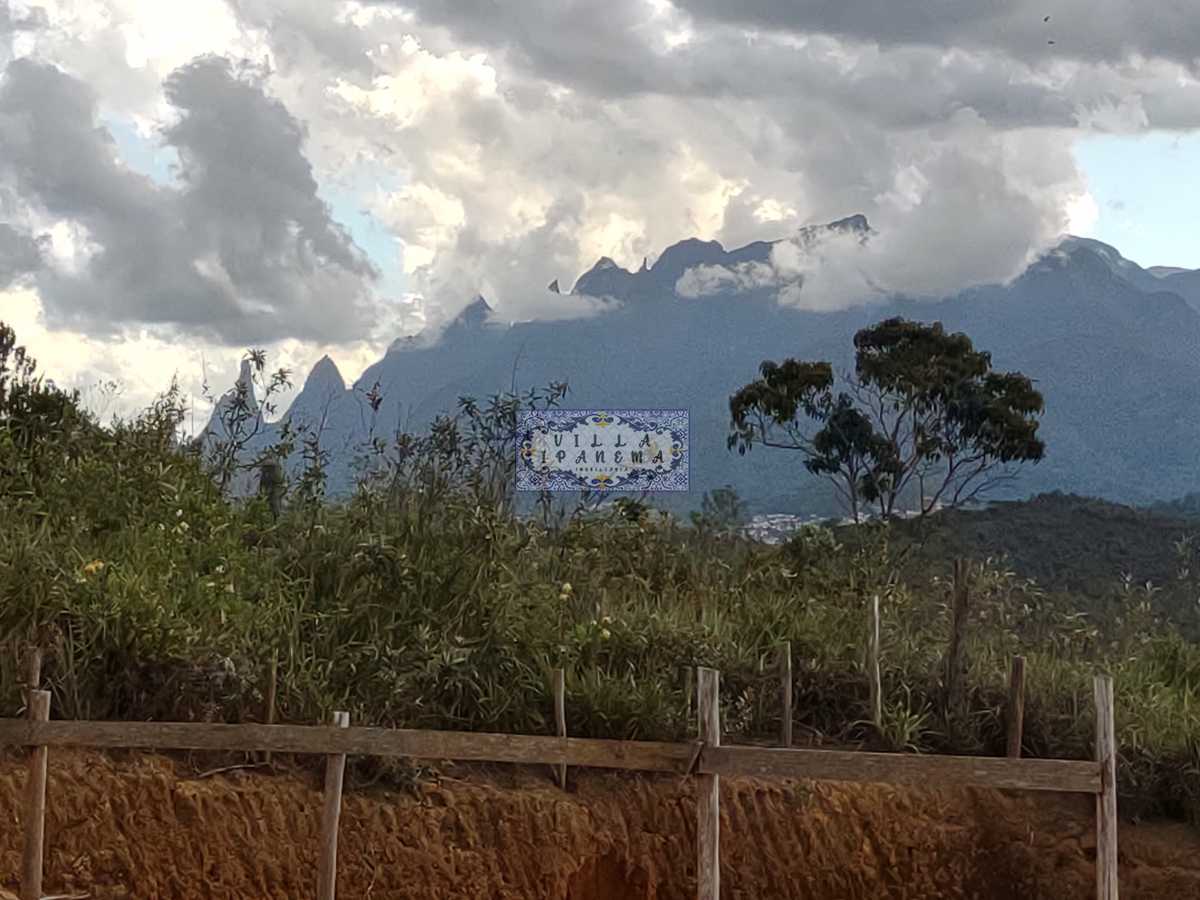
[354,0,1198,133]
[0,222,42,287]
[226,0,377,76]
[363,0,670,95]
[671,0,1200,69]
[663,35,1082,129]
[0,54,378,343]
[0,57,219,331]
[164,56,377,286]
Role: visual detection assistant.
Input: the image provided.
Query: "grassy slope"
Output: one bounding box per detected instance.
[893,492,1200,599]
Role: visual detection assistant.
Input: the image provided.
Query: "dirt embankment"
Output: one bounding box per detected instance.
[2,749,1200,899]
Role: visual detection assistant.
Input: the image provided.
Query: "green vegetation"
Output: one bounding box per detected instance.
[4,322,1200,823]
[892,493,1200,630]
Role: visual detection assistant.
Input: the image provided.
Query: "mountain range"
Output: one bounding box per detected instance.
[204,215,1200,517]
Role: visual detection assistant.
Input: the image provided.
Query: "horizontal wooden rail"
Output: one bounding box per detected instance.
[701,745,1101,794]
[0,718,1102,793]
[0,720,693,773]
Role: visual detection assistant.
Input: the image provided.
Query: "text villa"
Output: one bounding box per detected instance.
[516,409,689,492]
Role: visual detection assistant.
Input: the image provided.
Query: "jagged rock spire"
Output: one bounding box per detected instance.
[233,358,259,414]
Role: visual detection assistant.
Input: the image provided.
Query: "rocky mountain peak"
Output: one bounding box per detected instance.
[302,355,346,395]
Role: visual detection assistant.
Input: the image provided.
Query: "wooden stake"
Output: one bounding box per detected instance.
[696,667,720,900]
[869,594,882,730]
[779,642,793,748]
[25,647,42,718]
[553,668,567,790]
[1094,675,1119,900]
[262,649,278,765]
[1006,656,1026,759]
[317,710,350,900]
[22,690,50,900]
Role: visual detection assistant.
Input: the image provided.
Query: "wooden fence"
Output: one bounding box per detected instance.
[1,666,1119,900]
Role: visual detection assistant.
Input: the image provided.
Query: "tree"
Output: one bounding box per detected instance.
[0,321,89,464]
[728,318,1045,521]
[690,484,748,538]
[0,321,35,412]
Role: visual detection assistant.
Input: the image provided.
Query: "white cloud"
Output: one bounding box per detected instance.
[330,35,497,125]
[4,0,1200,405]
[676,260,777,298]
[1,286,389,422]
[0,54,380,343]
[751,197,797,225]
[40,219,99,273]
[112,0,242,73]
[678,123,1084,310]
[1065,191,1101,236]
[369,181,466,275]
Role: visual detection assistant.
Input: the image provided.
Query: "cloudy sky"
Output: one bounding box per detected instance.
[1,0,1198,421]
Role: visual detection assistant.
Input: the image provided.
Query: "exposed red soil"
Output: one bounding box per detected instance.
[2,749,1199,899]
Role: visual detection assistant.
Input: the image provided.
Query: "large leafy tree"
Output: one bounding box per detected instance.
[729,318,1045,521]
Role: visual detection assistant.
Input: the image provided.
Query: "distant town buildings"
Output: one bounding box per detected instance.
[738,503,953,544]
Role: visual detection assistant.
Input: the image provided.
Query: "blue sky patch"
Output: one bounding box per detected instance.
[103,115,179,185]
[1074,131,1200,269]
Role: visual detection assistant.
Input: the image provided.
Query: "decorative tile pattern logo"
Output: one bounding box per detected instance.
[516,409,689,492]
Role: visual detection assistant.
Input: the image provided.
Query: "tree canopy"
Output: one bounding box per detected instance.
[728,318,1045,520]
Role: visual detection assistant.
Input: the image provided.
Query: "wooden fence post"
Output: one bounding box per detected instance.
[317,710,350,900]
[1006,656,1026,759]
[779,642,793,748]
[683,666,695,725]
[553,668,567,790]
[1094,675,1119,900]
[21,689,50,900]
[696,667,720,900]
[24,647,42,718]
[869,595,882,730]
[262,649,278,766]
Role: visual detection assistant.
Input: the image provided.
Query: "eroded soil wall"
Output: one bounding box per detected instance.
[2,750,1199,899]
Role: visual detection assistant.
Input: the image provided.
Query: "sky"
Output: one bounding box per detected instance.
[1073,132,1200,270]
[1,0,1199,422]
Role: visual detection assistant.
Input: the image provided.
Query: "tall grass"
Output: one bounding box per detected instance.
[4,330,1200,821]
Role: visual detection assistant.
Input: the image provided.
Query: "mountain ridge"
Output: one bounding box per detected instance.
[571,213,873,301]
[205,217,1200,516]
